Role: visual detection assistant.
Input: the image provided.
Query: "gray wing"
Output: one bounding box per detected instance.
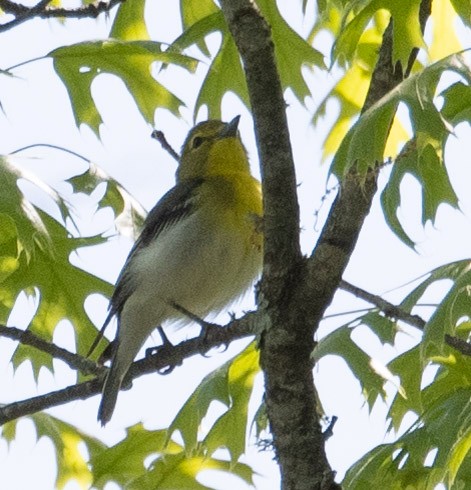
[103,177,204,326]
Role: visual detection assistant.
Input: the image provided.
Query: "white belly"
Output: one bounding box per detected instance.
[123,209,261,330]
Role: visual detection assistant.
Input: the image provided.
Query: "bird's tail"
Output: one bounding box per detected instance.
[97,359,126,426]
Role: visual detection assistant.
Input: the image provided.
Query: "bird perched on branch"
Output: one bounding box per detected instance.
[97,116,263,425]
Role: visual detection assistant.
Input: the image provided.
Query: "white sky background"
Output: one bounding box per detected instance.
[0,1,471,489]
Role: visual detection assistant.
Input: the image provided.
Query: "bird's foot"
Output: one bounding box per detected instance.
[145,326,176,374]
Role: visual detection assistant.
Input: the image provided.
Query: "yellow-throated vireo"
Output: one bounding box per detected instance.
[97,116,263,425]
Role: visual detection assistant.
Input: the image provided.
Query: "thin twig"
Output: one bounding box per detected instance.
[0,0,51,32]
[150,130,180,162]
[339,280,471,357]
[339,280,426,329]
[0,0,124,33]
[0,325,100,375]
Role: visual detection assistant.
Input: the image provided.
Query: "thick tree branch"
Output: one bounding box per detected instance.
[0,311,261,425]
[220,2,337,489]
[303,1,432,346]
[220,0,301,272]
[0,0,124,33]
[340,280,471,357]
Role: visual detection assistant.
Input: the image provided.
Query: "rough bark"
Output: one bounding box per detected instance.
[221,1,432,489]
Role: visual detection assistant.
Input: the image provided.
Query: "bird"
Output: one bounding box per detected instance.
[97,116,263,425]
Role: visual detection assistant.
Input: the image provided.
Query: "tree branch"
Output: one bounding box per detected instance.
[0,324,100,376]
[0,311,262,425]
[339,280,471,357]
[303,0,432,356]
[220,2,338,489]
[220,0,301,272]
[0,0,124,33]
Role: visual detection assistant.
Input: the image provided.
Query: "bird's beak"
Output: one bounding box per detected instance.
[220,115,241,138]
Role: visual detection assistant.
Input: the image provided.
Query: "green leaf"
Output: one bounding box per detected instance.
[422,266,471,358]
[179,0,218,56]
[343,426,438,490]
[0,213,19,283]
[0,418,18,445]
[173,2,324,118]
[90,424,255,489]
[251,400,269,439]
[313,325,386,410]
[171,11,250,119]
[195,33,250,119]
[4,413,106,490]
[422,386,471,487]
[168,343,260,463]
[347,372,471,489]
[389,260,471,359]
[381,136,460,248]
[171,11,225,53]
[334,53,471,177]
[451,0,471,27]
[50,40,198,134]
[203,342,260,463]
[387,345,424,432]
[35,413,106,489]
[167,354,232,453]
[0,156,57,261]
[441,81,471,124]
[334,0,425,67]
[0,155,113,376]
[180,0,218,30]
[67,163,146,237]
[257,0,326,101]
[7,211,112,377]
[312,12,403,160]
[331,53,470,246]
[131,453,255,490]
[91,425,171,488]
[110,0,150,41]
[399,261,471,314]
[360,311,397,346]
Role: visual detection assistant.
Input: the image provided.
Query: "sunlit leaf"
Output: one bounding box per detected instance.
[110,0,150,41]
[313,17,387,159]
[179,0,218,56]
[2,413,106,490]
[331,53,471,246]
[333,53,471,179]
[257,0,325,101]
[168,343,260,463]
[429,0,463,61]
[131,453,254,490]
[173,1,324,118]
[203,343,260,463]
[90,423,255,489]
[91,425,171,487]
[8,211,112,377]
[334,0,425,67]
[51,41,198,134]
[195,33,249,119]
[0,213,19,283]
[32,413,106,489]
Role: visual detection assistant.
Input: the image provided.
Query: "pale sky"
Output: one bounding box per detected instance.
[1,2,471,489]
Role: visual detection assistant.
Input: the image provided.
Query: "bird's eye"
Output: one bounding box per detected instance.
[192,136,203,149]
